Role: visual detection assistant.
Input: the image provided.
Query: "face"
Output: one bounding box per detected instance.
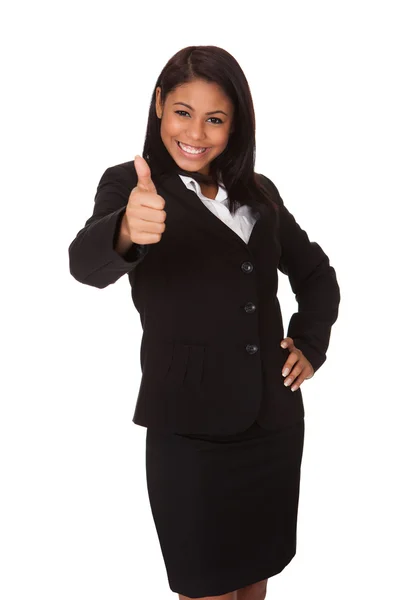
[155,79,234,176]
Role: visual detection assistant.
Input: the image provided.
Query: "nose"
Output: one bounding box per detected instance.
[185,118,206,142]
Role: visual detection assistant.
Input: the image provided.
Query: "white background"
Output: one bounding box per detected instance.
[1,0,399,598]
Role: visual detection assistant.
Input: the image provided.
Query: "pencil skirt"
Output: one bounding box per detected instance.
[145,417,305,598]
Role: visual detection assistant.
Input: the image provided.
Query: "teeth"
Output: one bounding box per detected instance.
[178,142,206,154]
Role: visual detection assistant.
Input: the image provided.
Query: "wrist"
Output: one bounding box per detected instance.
[115,211,133,256]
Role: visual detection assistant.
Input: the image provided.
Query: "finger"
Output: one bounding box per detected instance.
[289,376,306,392]
[283,362,303,387]
[280,337,294,350]
[134,204,166,222]
[289,364,314,391]
[290,369,311,391]
[134,155,157,193]
[281,349,300,377]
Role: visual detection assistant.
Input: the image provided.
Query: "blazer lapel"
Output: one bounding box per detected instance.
[156,172,268,252]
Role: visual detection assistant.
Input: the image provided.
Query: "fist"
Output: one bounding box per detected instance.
[124,155,167,245]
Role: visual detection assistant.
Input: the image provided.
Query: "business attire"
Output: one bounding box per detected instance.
[68,161,340,597]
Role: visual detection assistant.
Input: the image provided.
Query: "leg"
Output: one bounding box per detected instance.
[236,579,268,600]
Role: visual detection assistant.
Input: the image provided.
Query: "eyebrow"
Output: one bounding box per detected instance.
[172,102,228,116]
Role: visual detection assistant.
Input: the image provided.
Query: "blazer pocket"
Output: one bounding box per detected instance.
[165,342,206,387]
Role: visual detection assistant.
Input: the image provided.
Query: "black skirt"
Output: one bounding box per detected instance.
[145,418,305,598]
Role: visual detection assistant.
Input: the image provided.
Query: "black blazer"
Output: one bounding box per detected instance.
[68,161,340,435]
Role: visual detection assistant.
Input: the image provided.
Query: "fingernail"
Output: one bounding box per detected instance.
[291,385,298,392]
[281,342,287,348]
[284,379,292,387]
[282,368,290,377]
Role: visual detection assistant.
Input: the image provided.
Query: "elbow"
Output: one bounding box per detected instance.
[69,269,110,289]
[68,248,111,289]
[69,261,112,289]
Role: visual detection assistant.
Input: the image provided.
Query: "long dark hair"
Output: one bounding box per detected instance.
[142,45,277,217]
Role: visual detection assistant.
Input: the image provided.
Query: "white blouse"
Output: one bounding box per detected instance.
[178,175,258,244]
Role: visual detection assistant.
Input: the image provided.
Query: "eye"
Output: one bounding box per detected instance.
[174,110,223,124]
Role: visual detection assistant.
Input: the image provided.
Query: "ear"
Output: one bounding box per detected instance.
[155,86,163,119]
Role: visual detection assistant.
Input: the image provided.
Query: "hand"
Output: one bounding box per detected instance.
[124,155,167,245]
[280,337,315,391]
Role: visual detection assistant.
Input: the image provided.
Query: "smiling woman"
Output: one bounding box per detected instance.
[155,79,234,174]
[68,43,340,600]
[141,45,274,220]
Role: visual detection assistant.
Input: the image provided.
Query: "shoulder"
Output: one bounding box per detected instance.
[99,160,138,191]
[253,172,285,218]
[255,172,283,204]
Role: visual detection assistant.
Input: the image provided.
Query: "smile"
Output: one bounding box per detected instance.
[176,141,211,158]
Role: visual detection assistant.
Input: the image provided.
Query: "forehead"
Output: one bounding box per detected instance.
[167,79,233,110]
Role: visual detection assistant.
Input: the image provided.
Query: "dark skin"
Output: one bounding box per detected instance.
[280,336,314,390]
[155,78,232,200]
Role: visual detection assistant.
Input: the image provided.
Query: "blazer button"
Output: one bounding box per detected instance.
[246,344,259,354]
[244,302,256,313]
[241,261,253,273]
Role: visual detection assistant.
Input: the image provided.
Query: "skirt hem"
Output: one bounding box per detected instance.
[168,550,296,598]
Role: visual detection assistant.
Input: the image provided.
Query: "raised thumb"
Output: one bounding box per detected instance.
[134,155,157,193]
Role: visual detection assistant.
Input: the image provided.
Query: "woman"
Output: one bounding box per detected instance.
[69,45,340,600]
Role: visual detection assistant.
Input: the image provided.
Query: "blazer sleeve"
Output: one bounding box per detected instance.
[261,175,341,373]
[68,165,149,289]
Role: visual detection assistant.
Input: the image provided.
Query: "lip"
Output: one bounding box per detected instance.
[176,140,211,159]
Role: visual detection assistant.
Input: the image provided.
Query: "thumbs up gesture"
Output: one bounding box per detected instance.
[124,155,167,245]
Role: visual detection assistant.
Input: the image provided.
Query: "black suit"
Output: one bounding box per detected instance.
[68,161,340,435]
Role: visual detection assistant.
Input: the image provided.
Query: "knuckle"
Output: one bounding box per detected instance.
[157,209,167,222]
[130,191,142,205]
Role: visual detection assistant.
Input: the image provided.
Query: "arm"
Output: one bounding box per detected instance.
[68,165,149,289]
[261,175,341,373]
